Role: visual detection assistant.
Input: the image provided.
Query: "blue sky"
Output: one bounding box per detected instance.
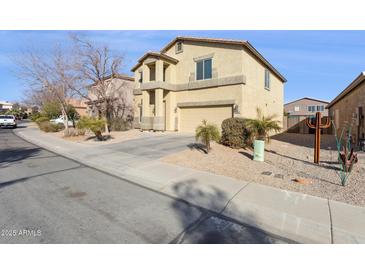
[0,30,364,104]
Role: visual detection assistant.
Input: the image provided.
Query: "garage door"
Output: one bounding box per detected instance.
[179,105,233,133]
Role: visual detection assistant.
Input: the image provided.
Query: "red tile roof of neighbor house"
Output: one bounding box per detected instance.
[327,72,365,109]
[131,36,287,82]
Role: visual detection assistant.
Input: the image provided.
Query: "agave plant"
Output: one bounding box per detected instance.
[246,108,281,142]
[195,120,220,153]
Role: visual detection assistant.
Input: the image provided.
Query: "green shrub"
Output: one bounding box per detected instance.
[30,112,42,122]
[38,121,64,132]
[246,108,281,142]
[35,116,50,124]
[77,116,105,141]
[42,101,62,119]
[195,120,221,153]
[109,117,131,131]
[220,117,252,148]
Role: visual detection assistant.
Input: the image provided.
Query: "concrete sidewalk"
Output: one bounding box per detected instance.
[14,125,365,244]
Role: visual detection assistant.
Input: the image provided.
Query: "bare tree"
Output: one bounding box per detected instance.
[68,35,126,134]
[16,47,74,134]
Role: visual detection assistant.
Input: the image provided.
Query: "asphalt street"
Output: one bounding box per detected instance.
[0,125,289,243]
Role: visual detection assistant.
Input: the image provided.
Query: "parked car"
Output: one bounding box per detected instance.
[0,115,17,128]
[50,116,74,127]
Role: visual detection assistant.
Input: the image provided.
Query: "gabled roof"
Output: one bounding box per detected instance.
[159,36,287,83]
[131,52,179,72]
[284,97,330,106]
[327,72,365,109]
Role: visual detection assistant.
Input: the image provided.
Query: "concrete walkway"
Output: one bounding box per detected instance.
[14,124,365,243]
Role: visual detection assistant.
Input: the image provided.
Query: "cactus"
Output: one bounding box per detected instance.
[332,121,358,186]
[339,145,358,174]
[305,112,331,164]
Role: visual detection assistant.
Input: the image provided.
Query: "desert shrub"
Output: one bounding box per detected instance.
[246,108,281,142]
[30,112,42,122]
[195,120,220,153]
[221,117,252,148]
[35,116,50,124]
[38,121,64,132]
[109,117,131,131]
[77,116,105,141]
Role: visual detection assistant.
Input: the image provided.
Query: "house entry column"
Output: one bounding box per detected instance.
[153,88,164,131]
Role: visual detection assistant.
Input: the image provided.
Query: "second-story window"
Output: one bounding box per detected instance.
[139,72,143,83]
[196,58,212,81]
[317,105,324,111]
[264,69,270,90]
[308,106,316,112]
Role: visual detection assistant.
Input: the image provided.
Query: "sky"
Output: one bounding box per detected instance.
[0,30,365,104]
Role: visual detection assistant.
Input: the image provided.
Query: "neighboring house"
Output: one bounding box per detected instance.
[327,72,365,145]
[284,97,329,134]
[66,98,88,117]
[132,36,286,133]
[86,74,134,120]
[0,101,13,112]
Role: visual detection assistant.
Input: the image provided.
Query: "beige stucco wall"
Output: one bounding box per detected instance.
[89,78,134,118]
[164,41,244,83]
[240,48,284,125]
[328,80,365,144]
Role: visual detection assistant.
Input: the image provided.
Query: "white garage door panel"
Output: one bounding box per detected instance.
[180,105,233,133]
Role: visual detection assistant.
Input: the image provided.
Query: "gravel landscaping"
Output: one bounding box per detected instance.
[162,133,365,206]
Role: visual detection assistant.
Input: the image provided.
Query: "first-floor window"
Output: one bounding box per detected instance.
[196,58,212,80]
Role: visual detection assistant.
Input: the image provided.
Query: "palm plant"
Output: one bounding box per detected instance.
[195,120,220,153]
[246,108,281,142]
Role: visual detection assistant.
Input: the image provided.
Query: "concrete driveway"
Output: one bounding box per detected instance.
[102,132,195,160]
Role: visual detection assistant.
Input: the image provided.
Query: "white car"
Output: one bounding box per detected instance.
[50,116,74,127]
[0,115,17,128]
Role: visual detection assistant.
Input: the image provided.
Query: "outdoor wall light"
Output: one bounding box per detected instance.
[233,104,240,114]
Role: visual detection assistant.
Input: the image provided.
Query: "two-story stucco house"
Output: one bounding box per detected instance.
[132,37,286,133]
[87,74,134,120]
[284,97,329,134]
